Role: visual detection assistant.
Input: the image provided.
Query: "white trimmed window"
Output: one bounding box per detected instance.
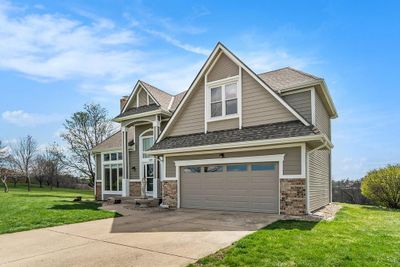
[207,77,239,121]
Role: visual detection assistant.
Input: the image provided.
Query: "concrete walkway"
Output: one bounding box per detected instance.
[0,208,280,267]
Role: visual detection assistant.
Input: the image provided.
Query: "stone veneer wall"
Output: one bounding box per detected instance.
[129,181,141,197]
[280,178,306,215]
[162,181,177,208]
[95,182,102,201]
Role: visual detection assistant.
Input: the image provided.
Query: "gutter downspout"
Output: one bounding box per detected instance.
[306,139,329,214]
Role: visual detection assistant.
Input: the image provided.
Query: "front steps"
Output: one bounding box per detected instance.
[106,196,161,208]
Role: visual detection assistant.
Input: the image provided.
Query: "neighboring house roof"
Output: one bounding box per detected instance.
[115,104,160,120]
[149,120,317,151]
[258,67,322,91]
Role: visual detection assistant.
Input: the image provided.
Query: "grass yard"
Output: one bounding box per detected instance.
[0,184,117,234]
[193,204,400,267]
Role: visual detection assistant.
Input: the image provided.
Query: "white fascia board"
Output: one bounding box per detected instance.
[157,44,222,141]
[217,45,310,126]
[122,81,141,113]
[146,134,325,155]
[113,109,171,123]
[158,43,311,141]
[121,81,160,113]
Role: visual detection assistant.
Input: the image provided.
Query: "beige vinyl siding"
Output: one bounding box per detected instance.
[242,70,297,127]
[208,117,239,132]
[165,146,302,177]
[315,91,331,139]
[149,97,155,105]
[207,53,239,82]
[167,79,205,136]
[96,154,101,181]
[129,124,153,180]
[308,148,330,211]
[138,89,148,107]
[283,91,312,123]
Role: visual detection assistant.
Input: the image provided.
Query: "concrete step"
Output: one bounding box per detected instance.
[121,197,161,207]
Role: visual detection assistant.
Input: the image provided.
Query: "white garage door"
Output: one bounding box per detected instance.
[180,162,279,213]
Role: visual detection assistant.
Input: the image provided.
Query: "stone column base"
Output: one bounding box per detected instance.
[280,178,306,215]
[129,181,141,197]
[162,181,177,208]
[95,182,102,201]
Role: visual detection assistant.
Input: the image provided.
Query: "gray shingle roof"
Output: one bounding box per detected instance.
[140,81,173,110]
[150,120,317,151]
[92,128,135,152]
[115,104,160,119]
[170,90,187,111]
[258,67,321,91]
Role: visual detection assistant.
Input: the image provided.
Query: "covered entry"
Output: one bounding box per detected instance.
[179,159,280,213]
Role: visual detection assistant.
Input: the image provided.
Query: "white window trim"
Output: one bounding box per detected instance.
[101,150,123,196]
[138,129,154,194]
[206,75,240,122]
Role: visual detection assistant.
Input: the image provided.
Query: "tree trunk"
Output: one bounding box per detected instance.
[1,176,8,193]
[27,176,31,191]
[13,178,17,188]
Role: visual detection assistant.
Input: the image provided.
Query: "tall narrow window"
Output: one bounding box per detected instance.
[142,137,154,159]
[225,83,237,115]
[211,86,222,117]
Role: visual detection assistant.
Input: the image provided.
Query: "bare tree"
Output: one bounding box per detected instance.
[32,143,65,189]
[0,140,10,192]
[32,155,47,188]
[9,136,38,191]
[61,103,114,186]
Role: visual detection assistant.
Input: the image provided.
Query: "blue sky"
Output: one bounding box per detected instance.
[0,0,399,179]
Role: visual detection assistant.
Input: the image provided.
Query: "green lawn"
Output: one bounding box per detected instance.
[193,204,400,267]
[0,184,117,234]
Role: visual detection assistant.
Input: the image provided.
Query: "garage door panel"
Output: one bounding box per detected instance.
[180,163,279,213]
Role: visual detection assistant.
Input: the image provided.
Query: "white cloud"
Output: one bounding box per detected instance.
[144,29,210,55]
[0,1,142,81]
[2,110,63,127]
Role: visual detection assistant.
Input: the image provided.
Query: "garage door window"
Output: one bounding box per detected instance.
[204,166,223,172]
[251,164,275,171]
[227,164,247,172]
[183,166,201,173]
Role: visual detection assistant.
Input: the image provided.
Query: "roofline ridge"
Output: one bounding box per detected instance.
[285,67,322,80]
[140,80,174,97]
[257,67,291,76]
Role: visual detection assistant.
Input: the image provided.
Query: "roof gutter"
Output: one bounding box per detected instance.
[113,109,171,123]
[146,134,331,155]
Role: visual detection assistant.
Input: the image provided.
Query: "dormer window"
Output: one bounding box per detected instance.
[207,77,239,121]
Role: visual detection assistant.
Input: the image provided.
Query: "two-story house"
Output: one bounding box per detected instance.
[92,42,337,215]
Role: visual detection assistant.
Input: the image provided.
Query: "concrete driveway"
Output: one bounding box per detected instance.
[0,208,281,267]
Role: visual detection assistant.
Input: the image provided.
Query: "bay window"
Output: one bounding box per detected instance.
[102,151,123,192]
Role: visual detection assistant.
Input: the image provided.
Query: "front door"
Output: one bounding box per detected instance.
[140,134,154,197]
[144,163,154,195]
